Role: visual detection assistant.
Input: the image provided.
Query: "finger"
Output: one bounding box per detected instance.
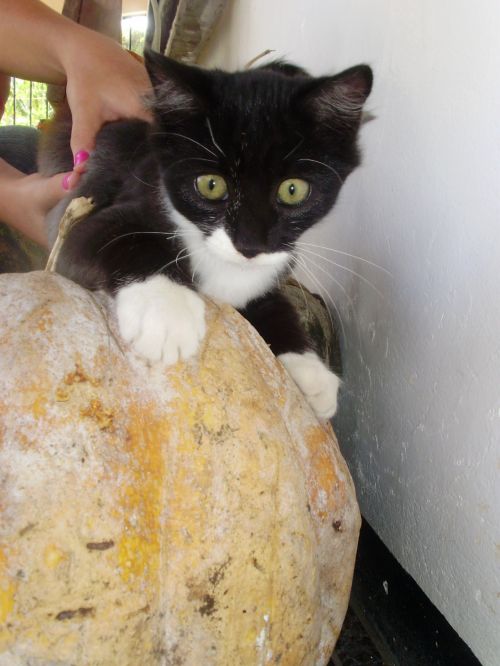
[62,171,79,191]
[48,172,72,203]
[73,149,90,173]
[69,111,98,162]
[65,170,81,191]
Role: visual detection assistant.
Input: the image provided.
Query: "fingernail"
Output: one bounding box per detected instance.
[74,150,90,166]
[62,173,71,190]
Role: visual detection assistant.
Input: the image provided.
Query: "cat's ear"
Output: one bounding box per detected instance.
[298,65,373,126]
[144,49,208,116]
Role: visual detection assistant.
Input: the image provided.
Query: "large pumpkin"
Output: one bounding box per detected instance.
[0,271,360,665]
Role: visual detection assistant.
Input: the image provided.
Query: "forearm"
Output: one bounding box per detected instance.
[0,160,41,243]
[0,0,71,84]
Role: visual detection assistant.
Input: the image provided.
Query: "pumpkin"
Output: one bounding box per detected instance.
[0,271,360,665]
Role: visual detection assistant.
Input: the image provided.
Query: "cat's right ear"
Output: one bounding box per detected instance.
[298,65,373,128]
[144,49,208,116]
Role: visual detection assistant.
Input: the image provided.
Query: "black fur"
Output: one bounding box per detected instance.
[39,51,372,357]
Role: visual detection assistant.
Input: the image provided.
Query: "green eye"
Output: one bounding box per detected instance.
[196,174,228,201]
[277,178,310,205]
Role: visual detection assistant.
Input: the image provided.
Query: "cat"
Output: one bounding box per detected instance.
[39,50,373,420]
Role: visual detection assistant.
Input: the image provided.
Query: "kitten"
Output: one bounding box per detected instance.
[39,51,372,420]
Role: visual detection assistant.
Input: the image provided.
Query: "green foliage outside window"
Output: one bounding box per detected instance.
[0,79,49,128]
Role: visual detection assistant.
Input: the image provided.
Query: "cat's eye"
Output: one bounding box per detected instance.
[277,178,310,205]
[196,174,228,201]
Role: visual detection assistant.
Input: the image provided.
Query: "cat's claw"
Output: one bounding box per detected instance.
[278,351,340,420]
[116,275,206,365]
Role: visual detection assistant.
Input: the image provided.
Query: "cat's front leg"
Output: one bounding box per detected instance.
[278,351,340,420]
[52,206,206,366]
[116,275,206,365]
[240,291,340,420]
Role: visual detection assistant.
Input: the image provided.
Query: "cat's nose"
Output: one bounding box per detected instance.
[237,245,262,259]
[232,226,269,258]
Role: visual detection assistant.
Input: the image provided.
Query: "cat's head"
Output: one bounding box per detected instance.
[144,51,372,298]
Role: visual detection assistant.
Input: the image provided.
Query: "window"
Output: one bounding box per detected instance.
[122,14,148,54]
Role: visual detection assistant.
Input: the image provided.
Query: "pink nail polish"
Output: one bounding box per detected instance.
[62,173,71,190]
[74,150,90,166]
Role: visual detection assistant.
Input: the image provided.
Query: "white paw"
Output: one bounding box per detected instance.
[116,275,206,365]
[278,351,340,420]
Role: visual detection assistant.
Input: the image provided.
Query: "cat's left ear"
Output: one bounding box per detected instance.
[144,49,208,116]
[298,65,373,126]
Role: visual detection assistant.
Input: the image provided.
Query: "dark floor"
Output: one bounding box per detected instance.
[329,521,482,666]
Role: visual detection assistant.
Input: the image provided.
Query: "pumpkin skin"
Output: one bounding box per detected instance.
[0,271,360,666]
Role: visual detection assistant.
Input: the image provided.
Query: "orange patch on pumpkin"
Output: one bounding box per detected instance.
[0,548,16,627]
[116,402,168,584]
[306,426,343,521]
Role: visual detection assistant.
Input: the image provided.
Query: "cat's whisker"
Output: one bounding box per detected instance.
[295,241,393,276]
[206,118,226,157]
[155,246,195,275]
[297,158,344,187]
[289,266,311,319]
[132,173,158,189]
[294,250,366,354]
[297,246,386,300]
[299,251,371,378]
[283,133,305,161]
[292,253,346,345]
[190,251,205,283]
[294,250,356,315]
[151,131,218,159]
[175,247,188,269]
[294,249,376,370]
[149,105,196,116]
[288,241,359,333]
[175,245,203,271]
[169,156,218,167]
[98,231,183,253]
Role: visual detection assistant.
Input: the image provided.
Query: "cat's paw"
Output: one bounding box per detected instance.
[116,275,206,365]
[278,351,340,420]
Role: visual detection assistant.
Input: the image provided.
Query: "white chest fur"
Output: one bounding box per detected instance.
[167,205,290,308]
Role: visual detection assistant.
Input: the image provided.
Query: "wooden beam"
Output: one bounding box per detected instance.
[61,0,122,42]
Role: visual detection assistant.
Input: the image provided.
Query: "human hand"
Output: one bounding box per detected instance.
[60,28,152,187]
[0,158,69,246]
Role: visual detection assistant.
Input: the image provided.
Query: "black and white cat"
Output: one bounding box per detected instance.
[40,51,372,420]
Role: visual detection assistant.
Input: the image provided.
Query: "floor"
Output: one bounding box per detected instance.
[329,521,482,666]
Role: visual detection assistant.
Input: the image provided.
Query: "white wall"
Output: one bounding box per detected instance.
[201,2,500,664]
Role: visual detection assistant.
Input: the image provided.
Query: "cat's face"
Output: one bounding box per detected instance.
[145,52,372,304]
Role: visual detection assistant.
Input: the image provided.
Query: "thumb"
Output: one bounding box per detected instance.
[45,172,71,207]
